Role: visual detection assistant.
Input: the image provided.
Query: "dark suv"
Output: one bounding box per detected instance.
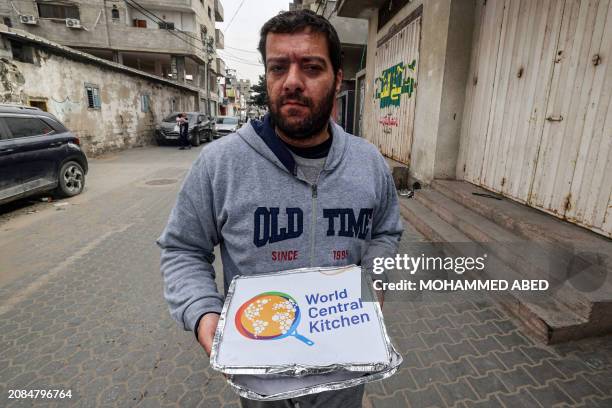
[0,104,88,205]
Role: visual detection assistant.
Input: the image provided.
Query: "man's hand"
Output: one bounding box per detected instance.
[197,313,220,356]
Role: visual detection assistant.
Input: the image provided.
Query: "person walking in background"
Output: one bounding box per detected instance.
[177,113,190,150]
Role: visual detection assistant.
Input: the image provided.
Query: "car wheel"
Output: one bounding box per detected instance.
[57,161,85,197]
[156,138,165,146]
[191,132,200,147]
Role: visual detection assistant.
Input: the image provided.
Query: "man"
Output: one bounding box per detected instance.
[177,112,191,150]
[157,10,403,408]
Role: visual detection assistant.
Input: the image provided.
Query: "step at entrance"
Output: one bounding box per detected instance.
[399,181,612,344]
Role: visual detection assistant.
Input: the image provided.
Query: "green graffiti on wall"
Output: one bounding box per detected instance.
[375,59,417,109]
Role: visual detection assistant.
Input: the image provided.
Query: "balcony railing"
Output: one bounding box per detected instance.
[336,0,385,18]
[215,28,224,50]
[216,57,226,77]
[108,26,206,62]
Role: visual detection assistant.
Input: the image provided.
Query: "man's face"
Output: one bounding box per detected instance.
[265,29,342,140]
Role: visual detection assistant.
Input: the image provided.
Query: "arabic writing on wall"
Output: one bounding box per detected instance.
[375,60,417,109]
[379,114,399,134]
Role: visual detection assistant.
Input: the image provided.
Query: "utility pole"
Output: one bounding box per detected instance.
[205,35,215,115]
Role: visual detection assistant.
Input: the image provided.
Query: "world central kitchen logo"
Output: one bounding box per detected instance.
[235,289,371,346]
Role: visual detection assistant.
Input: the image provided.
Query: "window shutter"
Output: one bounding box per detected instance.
[92,88,101,108]
[86,87,94,108]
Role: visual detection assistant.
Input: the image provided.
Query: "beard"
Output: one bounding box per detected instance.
[268,83,336,140]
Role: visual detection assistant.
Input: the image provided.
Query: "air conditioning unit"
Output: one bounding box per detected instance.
[20,15,38,25]
[65,18,82,29]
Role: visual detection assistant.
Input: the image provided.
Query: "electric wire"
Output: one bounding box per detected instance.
[125,0,259,67]
[124,0,214,59]
[217,49,262,65]
[224,45,260,54]
[224,0,247,34]
[123,0,261,77]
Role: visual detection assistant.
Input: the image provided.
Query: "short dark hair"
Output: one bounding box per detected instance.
[258,9,342,74]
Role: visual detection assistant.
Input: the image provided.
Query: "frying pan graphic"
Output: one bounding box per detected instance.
[235,291,315,346]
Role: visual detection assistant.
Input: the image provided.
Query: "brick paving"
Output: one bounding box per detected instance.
[0,146,611,407]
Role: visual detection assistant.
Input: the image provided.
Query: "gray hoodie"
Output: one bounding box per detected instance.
[157,116,403,333]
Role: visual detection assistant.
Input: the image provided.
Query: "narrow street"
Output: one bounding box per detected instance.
[1,145,611,407]
[0,144,239,407]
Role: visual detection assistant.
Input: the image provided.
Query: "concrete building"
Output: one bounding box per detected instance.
[219,69,248,119]
[337,0,612,343]
[1,0,225,115]
[0,25,198,155]
[236,78,250,119]
[237,79,250,102]
[338,0,611,237]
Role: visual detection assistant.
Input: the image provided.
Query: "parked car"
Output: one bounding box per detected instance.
[214,116,242,138]
[155,112,214,146]
[0,104,88,205]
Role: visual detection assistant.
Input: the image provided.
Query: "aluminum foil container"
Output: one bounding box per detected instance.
[210,265,402,384]
[227,345,402,401]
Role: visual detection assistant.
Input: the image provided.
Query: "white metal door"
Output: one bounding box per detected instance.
[479,0,564,202]
[529,0,612,237]
[458,0,612,237]
[371,15,421,165]
[457,0,506,184]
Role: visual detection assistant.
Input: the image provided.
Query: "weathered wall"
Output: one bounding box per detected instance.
[0,41,196,156]
[4,0,210,63]
[362,0,475,183]
[6,0,112,49]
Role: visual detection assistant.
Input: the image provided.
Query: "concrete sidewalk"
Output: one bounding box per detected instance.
[0,145,610,407]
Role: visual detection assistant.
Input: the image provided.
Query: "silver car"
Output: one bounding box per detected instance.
[214,116,241,138]
[155,112,214,146]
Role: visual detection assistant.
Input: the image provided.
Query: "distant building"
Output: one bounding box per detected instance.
[237,79,251,102]
[2,0,226,115]
[0,26,199,155]
[218,71,251,120]
[336,0,612,238]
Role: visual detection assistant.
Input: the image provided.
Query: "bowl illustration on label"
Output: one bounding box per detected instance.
[235,291,315,346]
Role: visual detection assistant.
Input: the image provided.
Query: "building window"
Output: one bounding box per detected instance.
[208,6,212,19]
[111,6,120,20]
[141,94,150,112]
[3,16,12,27]
[158,21,174,30]
[37,3,80,20]
[85,84,101,109]
[200,26,208,46]
[133,19,147,28]
[29,99,48,111]
[10,40,35,63]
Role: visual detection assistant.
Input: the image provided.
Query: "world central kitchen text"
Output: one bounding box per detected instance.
[304,289,371,334]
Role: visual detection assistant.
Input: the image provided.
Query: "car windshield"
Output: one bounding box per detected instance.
[216,117,238,125]
[163,113,179,122]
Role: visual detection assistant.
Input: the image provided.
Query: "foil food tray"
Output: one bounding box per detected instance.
[227,344,402,401]
[210,265,401,377]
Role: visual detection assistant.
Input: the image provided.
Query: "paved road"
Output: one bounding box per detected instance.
[0,144,611,407]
